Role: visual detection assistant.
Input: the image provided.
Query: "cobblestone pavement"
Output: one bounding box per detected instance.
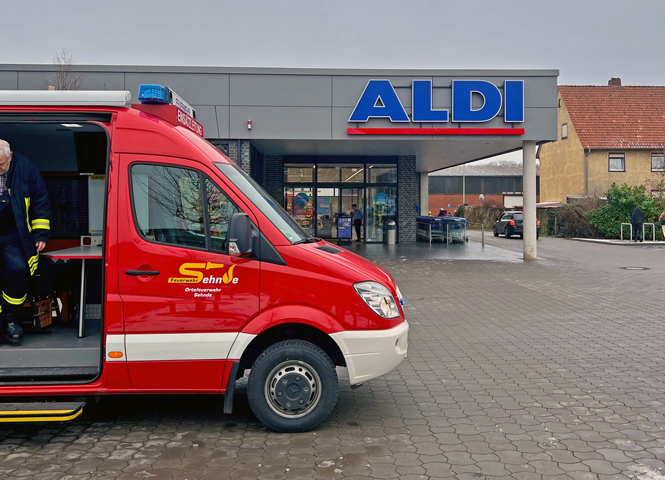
[2,237,665,479]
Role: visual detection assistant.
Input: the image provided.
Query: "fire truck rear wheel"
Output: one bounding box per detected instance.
[248,339,338,433]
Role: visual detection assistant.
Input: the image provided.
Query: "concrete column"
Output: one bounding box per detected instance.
[522,141,537,260]
[420,172,429,216]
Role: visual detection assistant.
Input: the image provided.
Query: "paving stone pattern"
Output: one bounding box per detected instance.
[2,237,665,479]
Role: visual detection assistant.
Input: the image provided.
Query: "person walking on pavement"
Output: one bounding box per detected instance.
[0,140,50,345]
[351,203,363,241]
[659,209,665,237]
[630,206,646,242]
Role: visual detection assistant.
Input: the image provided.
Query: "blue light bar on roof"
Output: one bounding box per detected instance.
[138,84,169,104]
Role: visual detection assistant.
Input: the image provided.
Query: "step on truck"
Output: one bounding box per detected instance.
[0,85,408,432]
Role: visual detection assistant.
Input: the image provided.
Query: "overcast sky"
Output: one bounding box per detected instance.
[3,0,664,86]
[3,0,661,165]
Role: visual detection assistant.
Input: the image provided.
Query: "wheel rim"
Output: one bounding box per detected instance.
[264,360,322,419]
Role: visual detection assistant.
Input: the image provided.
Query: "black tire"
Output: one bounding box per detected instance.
[493,227,499,237]
[247,340,338,433]
[519,234,523,239]
[505,227,511,239]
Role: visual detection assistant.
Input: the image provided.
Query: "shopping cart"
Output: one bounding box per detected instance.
[416,216,469,244]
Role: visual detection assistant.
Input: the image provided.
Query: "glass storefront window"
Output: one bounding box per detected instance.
[316,188,337,238]
[341,166,364,183]
[366,187,396,243]
[318,165,365,183]
[284,164,314,183]
[284,187,315,236]
[368,165,397,183]
[281,158,397,242]
[317,165,340,183]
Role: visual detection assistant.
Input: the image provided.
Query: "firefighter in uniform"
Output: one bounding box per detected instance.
[0,140,50,345]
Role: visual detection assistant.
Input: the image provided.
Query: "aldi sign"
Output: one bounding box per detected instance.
[348,79,524,135]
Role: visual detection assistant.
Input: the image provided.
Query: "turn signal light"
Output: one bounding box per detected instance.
[108,351,123,359]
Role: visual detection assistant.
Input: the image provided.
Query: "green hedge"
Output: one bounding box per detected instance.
[586,183,664,239]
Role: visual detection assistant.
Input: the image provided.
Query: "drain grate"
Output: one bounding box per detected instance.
[621,267,649,270]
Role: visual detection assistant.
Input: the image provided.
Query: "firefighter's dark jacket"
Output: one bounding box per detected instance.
[6,152,50,275]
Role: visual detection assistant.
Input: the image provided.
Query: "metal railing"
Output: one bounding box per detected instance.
[620,223,633,241]
[621,222,656,241]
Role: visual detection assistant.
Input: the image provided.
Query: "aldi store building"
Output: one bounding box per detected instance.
[0,65,558,257]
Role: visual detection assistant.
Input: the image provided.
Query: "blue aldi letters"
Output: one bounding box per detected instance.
[349,79,524,124]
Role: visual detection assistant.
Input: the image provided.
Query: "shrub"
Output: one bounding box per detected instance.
[586,183,664,239]
[547,197,604,238]
[464,205,504,229]
[454,204,467,217]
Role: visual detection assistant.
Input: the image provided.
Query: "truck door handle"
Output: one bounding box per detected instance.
[125,270,160,276]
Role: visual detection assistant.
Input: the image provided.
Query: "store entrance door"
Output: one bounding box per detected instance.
[315,187,363,240]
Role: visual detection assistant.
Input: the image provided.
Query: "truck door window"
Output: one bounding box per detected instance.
[131,164,206,249]
[205,177,240,252]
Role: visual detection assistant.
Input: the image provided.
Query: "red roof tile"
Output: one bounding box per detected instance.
[559,85,665,149]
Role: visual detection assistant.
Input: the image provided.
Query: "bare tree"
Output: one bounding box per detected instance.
[42,49,84,90]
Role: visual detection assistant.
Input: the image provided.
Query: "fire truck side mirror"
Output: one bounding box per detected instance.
[227,213,253,257]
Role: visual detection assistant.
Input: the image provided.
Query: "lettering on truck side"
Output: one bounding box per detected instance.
[168,262,238,284]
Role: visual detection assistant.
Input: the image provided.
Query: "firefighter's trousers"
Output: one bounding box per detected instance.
[0,229,28,330]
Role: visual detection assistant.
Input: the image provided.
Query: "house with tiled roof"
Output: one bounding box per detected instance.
[539,78,665,202]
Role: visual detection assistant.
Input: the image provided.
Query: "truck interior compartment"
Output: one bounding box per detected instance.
[0,120,108,383]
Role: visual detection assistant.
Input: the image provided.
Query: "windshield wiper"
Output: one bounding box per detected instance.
[293,237,319,245]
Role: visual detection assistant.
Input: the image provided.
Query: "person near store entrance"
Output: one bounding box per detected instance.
[0,140,50,345]
[351,203,363,241]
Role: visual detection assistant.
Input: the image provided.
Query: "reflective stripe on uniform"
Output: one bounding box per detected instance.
[2,292,27,305]
[31,219,50,230]
[24,197,31,232]
[28,255,39,276]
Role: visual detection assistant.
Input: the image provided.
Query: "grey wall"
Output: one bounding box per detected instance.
[0,65,558,143]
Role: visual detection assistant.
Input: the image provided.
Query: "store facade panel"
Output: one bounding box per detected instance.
[0,71,17,90]
[230,74,332,107]
[215,106,231,138]
[229,106,332,139]
[16,71,126,91]
[191,105,220,139]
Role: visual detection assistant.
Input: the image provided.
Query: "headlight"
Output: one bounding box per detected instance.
[354,281,401,319]
[396,286,405,306]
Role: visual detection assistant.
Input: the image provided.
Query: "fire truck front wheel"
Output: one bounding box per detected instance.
[248,339,339,433]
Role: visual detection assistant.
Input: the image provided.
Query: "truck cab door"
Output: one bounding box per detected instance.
[117,154,260,390]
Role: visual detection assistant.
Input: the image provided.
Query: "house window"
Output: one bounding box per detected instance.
[561,123,568,140]
[652,153,665,172]
[608,153,625,172]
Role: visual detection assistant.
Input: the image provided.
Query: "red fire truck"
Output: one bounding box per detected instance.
[0,85,408,432]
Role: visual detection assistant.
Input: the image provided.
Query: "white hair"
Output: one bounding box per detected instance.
[0,140,10,158]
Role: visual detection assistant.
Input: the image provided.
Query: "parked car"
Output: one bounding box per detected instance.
[493,211,540,239]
